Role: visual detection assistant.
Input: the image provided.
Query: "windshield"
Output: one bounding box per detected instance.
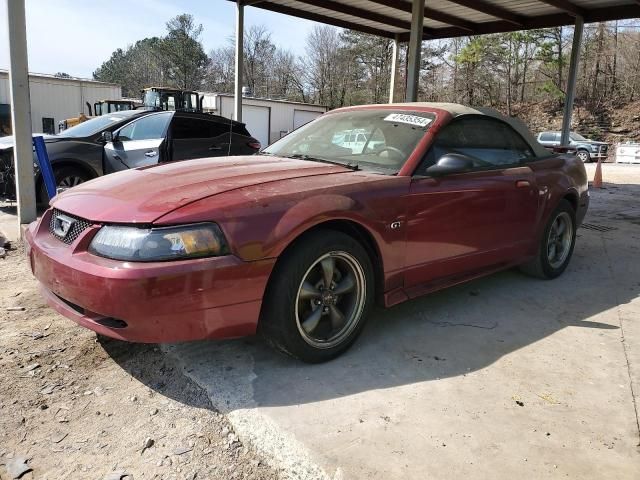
[570,132,588,141]
[144,90,180,111]
[57,113,136,138]
[263,110,435,174]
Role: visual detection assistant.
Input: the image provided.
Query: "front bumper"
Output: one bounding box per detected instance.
[25,210,275,343]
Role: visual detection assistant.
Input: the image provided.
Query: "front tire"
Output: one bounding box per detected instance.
[520,199,576,279]
[38,165,91,204]
[576,150,591,163]
[259,231,374,363]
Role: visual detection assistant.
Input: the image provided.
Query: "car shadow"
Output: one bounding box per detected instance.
[99,212,637,412]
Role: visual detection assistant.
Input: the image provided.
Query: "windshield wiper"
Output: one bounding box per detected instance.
[283,154,359,171]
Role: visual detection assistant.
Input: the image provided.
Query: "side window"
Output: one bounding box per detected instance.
[424,117,535,171]
[539,132,554,142]
[172,117,228,139]
[117,113,172,142]
[42,117,55,135]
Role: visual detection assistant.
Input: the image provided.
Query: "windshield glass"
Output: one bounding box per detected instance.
[144,90,180,111]
[57,113,135,138]
[570,132,588,141]
[263,110,435,174]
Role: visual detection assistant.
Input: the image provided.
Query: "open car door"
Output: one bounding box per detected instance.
[104,112,173,173]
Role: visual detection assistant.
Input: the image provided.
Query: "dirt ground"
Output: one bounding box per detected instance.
[0,246,281,480]
[1,162,639,479]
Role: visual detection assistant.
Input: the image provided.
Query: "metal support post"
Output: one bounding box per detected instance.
[5,0,36,224]
[234,1,244,122]
[406,0,425,102]
[561,15,584,146]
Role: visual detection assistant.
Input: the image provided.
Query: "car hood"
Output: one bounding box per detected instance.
[51,156,352,223]
[0,133,66,151]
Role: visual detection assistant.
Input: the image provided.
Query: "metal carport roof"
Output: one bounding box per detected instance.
[234,0,640,39]
[5,0,640,226]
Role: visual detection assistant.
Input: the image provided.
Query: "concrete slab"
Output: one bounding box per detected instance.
[164,167,640,479]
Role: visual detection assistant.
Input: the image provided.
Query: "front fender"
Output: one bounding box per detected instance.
[266,194,379,256]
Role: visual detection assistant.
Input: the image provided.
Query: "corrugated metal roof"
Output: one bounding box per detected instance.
[0,69,119,87]
[235,0,640,39]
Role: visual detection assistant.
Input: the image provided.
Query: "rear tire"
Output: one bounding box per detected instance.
[520,199,576,279]
[38,165,91,204]
[259,230,374,363]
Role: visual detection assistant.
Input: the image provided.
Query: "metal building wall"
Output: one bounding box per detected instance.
[205,93,327,144]
[0,71,121,133]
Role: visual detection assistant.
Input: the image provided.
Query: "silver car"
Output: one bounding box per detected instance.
[0,110,260,202]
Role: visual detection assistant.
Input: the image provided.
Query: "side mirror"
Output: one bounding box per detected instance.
[101,131,114,143]
[426,153,474,176]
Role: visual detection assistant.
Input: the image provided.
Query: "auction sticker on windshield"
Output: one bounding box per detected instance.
[384,113,432,128]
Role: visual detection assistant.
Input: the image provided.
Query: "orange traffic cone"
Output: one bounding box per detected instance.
[592,157,603,188]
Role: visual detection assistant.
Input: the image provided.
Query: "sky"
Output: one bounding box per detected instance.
[0,0,318,78]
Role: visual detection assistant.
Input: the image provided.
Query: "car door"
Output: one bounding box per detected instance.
[103,112,173,172]
[403,116,540,295]
[170,115,234,161]
[554,132,563,146]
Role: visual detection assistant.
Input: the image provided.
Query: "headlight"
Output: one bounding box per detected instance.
[89,223,229,261]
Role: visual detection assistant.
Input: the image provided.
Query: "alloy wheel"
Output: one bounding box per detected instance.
[58,175,85,188]
[295,251,366,349]
[547,211,573,269]
[577,151,590,163]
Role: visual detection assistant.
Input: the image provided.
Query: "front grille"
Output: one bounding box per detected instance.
[48,208,92,244]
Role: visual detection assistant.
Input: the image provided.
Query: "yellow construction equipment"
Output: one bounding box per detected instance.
[58,100,136,132]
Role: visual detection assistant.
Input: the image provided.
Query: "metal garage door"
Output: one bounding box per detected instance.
[242,105,270,148]
[294,110,323,129]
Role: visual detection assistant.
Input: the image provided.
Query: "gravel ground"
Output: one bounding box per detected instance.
[0,245,281,480]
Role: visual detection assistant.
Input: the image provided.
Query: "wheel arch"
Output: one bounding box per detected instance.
[562,189,579,213]
[36,158,99,202]
[265,218,385,306]
[575,148,591,161]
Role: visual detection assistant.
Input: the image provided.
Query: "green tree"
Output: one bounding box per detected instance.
[161,14,209,90]
[94,14,208,96]
[93,38,166,97]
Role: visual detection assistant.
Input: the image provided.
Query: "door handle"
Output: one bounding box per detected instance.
[145,150,158,157]
[515,180,531,188]
[208,144,222,151]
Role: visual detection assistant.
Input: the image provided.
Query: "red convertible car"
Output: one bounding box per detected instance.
[26,103,589,362]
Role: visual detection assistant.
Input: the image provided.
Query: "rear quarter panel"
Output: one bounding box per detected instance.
[528,154,588,237]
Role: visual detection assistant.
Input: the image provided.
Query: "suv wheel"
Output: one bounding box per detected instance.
[38,165,91,203]
[576,150,591,163]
